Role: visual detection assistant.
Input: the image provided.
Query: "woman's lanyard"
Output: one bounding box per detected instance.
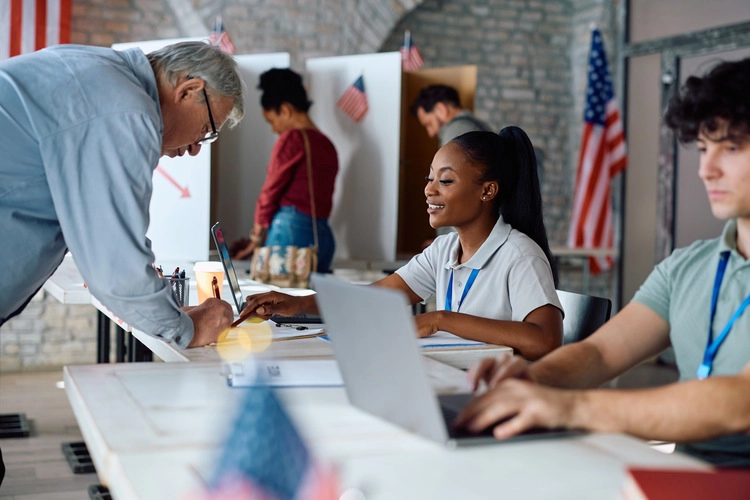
[445,268,480,312]
[696,251,750,379]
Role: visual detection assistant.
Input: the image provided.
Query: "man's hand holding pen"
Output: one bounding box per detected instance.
[186,298,232,347]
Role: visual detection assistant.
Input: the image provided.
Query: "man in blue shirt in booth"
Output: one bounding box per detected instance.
[0,41,242,348]
[456,57,750,467]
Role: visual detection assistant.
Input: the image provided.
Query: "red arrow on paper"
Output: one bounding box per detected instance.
[155,165,191,198]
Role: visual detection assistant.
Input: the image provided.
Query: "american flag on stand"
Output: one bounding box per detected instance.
[400,30,424,72]
[336,75,369,123]
[209,16,236,55]
[199,382,338,500]
[567,28,627,274]
[1,0,72,59]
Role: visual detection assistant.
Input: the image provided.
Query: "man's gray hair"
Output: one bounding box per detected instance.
[147,41,244,128]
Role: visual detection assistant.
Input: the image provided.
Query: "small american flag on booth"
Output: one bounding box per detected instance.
[400,30,424,72]
[336,75,369,123]
[209,16,236,55]
[198,382,339,500]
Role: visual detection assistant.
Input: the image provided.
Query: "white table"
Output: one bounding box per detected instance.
[43,254,91,304]
[64,361,708,500]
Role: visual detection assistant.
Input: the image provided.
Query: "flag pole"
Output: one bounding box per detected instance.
[404,30,411,49]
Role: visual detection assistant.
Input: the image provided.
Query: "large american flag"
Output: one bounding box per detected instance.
[336,75,368,123]
[400,30,424,73]
[203,382,338,500]
[567,28,627,273]
[1,0,72,59]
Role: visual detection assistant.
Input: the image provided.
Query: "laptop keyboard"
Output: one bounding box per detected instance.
[438,394,498,439]
[438,394,569,440]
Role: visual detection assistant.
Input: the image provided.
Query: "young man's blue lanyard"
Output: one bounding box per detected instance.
[696,251,750,379]
[445,268,480,312]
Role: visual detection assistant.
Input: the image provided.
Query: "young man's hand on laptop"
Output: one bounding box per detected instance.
[467,354,533,392]
[453,379,580,440]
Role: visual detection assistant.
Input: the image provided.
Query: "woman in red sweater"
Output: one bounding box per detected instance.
[232,68,339,272]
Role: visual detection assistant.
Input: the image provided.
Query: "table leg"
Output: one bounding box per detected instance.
[582,257,591,294]
[127,333,135,362]
[116,328,125,363]
[133,336,153,362]
[96,312,111,364]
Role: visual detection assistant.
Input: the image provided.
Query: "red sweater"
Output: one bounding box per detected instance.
[254,129,339,227]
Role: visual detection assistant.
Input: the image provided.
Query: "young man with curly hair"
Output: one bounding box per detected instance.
[456,57,750,468]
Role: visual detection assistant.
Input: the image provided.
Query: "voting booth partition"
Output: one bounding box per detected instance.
[112,37,212,263]
[305,52,402,262]
[214,53,291,247]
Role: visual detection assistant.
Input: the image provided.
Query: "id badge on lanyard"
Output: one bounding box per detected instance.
[696,251,750,379]
[445,268,480,312]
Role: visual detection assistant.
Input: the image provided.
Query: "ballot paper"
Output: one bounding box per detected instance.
[224,358,343,388]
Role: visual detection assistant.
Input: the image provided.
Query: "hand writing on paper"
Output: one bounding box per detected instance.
[244,291,317,319]
[186,297,233,347]
[466,354,533,392]
[453,378,580,440]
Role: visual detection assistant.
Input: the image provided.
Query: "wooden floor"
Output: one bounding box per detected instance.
[0,369,99,500]
[0,360,679,499]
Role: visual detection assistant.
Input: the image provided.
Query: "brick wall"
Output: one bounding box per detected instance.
[1,0,619,372]
[1,292,97,372]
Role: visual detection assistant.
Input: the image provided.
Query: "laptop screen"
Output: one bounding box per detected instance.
[210,222,245,316]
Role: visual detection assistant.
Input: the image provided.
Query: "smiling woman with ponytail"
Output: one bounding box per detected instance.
[241,127,563,360]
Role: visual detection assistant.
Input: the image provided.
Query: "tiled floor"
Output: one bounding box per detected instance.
[0,359,679,499]
[0,369,98,499]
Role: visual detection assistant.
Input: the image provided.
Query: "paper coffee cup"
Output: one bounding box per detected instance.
[194,261,225,304]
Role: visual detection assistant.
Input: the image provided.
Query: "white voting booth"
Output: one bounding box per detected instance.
[224,51,403,263]
[306,52,402,262]
[112,37,402,264]
[215,53,290,244]
[112,37,211,263]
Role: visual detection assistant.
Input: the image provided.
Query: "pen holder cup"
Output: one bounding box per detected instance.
[166,277,190,307]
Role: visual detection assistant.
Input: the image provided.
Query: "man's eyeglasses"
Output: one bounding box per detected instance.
[197,87,219,145]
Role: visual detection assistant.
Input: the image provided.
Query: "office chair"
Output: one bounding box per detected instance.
[556,289,612,344]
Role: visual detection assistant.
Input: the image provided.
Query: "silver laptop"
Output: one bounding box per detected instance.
[312,273,582,447]
[210,222,246,316]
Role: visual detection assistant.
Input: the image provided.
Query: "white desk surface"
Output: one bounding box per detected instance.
[43,254,91,304]
[64,361,708,500]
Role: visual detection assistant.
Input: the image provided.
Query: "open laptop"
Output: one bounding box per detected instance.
[210,222,247,316]
[211,222,323,323]
[311,273,582,447]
